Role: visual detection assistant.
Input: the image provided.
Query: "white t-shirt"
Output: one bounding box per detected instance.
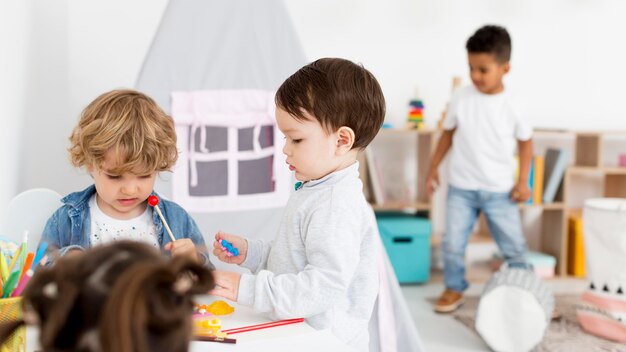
[443,85,532,192]
[89,195,159,248]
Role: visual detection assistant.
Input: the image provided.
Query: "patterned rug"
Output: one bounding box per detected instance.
[453,294,625,351]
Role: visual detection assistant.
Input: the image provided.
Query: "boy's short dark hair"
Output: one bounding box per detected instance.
[275,58,385,150]
[466,25,511,63]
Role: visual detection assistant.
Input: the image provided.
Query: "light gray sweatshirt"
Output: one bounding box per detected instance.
[238,162,379,351]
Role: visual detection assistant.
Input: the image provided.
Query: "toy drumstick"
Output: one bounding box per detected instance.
[148,195,176,243]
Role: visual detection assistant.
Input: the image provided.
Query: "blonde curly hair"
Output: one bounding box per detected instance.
[68,89,178,174]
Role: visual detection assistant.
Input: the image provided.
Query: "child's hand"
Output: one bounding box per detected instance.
[426,170,440,196]
[209,270,241,301]
[213,231,247,265]
[165,238,199,263]
[510,182,531,202]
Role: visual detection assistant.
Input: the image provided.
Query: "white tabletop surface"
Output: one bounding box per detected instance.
[190,295,353,351]
[27,295,352,351]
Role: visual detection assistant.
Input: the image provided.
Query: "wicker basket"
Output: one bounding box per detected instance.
[0,297,25,352]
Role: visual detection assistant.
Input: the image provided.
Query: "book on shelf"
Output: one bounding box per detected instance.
[526,157,534,205]
[542,148,568,204]
[533,155,544,205]
[568,212,586,277]
[364,147,386,205]
[517,150,568,205]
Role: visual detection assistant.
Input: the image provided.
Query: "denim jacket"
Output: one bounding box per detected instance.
[41,185,213,268]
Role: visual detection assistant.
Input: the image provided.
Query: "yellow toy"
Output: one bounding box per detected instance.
[192,301,234,339]
[195,318,220,334]
[205,300,234,315]
[194,317,229,339]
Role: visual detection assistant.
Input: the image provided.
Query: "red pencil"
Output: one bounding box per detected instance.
[221,318,305,335]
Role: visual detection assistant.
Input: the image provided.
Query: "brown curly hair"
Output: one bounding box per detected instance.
[68,89,178,175]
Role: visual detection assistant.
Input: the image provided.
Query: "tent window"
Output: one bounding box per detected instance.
[188,160,228,196]
[238,156,275,195]
[238,125,274,151]
[171,90,290,212]
[191,126,228,152]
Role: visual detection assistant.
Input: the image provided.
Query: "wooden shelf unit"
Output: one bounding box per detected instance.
[371,201,432,212]
[559,131,626,275]
[361,128,626,277]
[565,132,626,205]
[360,128,437,218]
[518,202,565,210]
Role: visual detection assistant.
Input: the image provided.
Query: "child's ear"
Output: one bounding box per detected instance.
[335,126,355,155]
[503,62,510,74]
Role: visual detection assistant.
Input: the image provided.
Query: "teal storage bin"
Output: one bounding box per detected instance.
[376,215,432,284]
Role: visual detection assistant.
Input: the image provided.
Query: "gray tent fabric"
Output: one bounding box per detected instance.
[135,0,306,253]
[136,0,306,111]
[135,1,423,350]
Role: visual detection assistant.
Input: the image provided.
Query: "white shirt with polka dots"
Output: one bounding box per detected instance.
[88,195,159,248]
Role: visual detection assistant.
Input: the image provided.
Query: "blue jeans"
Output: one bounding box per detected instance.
[443,185,528,292]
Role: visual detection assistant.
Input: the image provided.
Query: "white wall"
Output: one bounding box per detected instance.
[0,0,168,229]
[286,0,626,130]
[0,0,32,230]
[2,0,626,226]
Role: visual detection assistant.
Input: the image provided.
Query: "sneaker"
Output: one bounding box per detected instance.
[434,289,464,313]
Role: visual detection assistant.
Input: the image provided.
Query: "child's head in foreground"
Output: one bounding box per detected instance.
[68,89,177,219]
[0,241,214,352]
[275,57,385,182]
[466,25,511,94]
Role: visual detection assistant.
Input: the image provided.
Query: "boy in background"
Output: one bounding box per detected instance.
[41,89,212,267]
[426,25,533,313]
[210,58,385,350]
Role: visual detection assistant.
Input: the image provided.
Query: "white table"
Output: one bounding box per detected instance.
[27,296,353,351]
[190,296,353,351]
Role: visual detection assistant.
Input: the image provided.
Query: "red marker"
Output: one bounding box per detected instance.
[148,195,176,242]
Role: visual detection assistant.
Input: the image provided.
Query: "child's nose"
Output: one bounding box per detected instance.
[121,181,139,195]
